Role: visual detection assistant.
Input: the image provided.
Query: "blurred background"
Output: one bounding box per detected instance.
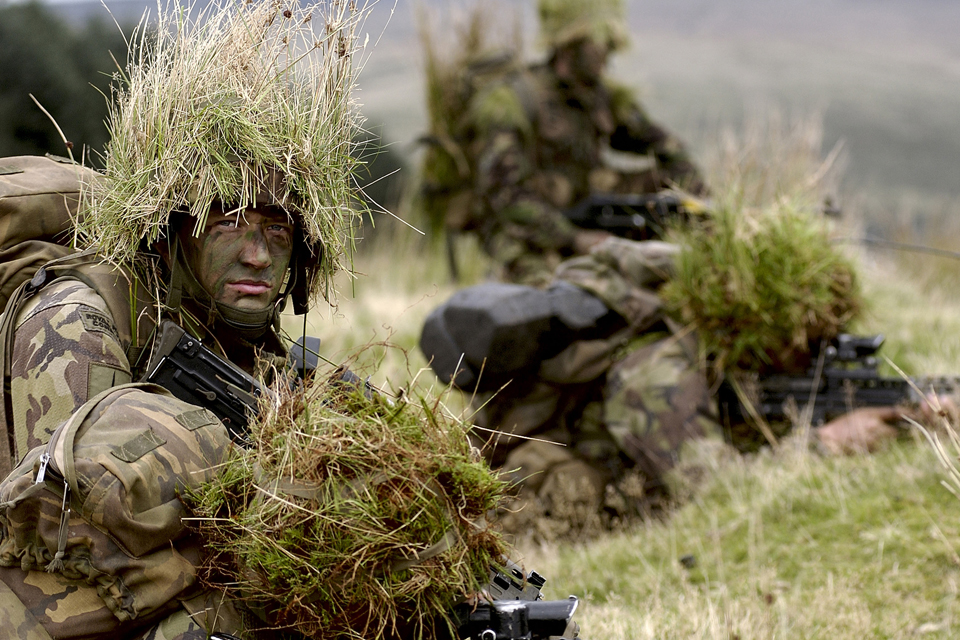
[3,0,959,232]
[2,0,960,381]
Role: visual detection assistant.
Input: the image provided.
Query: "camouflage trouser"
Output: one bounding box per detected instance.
[602,333,722,483]
[479,332,721,534]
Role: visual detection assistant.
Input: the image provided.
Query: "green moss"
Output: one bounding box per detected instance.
[187,375,508,639]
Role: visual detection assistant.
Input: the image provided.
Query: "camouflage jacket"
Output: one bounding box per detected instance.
[472,237,721,483]
[0,260,287,639]
[424,56,706,285]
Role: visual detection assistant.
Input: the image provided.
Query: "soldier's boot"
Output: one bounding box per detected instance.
[497,440,608,540]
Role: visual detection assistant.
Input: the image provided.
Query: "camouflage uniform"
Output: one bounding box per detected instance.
[420,1,705,286]
[0,272,287,638]
[472,65,706,285]
[468,238,721,530]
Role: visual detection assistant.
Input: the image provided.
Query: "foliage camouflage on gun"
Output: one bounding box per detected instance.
[144,322,582,639]
[718,334,960,427]
[562,191,706,240]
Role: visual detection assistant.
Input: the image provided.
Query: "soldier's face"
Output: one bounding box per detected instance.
[180,206,295,311]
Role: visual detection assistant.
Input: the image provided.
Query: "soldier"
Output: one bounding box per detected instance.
[421,236,910,538]
[0,1,360,638]
[420,0,706,285]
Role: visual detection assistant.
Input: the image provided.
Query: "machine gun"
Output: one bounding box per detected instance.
[562,191,704,241]
[718,333,960,427]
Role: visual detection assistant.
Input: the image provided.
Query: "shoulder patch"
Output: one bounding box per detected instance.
[79,307,118,336]
[111,428,166,462]
[176,408,220,431]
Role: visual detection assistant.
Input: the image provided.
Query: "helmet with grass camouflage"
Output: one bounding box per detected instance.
[78,0,364,312]
[537,0,629,52]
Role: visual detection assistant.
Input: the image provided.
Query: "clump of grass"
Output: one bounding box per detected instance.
[661,200,862,375]
[187,370,508,639]
[81,0,365,300]
[661,113,861,375]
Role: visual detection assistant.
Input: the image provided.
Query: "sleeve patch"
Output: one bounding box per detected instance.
[110,428,166,463]
[79,308,118,336]
[176,408,220,431]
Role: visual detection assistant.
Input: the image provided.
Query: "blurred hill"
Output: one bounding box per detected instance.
[23,0,960,212]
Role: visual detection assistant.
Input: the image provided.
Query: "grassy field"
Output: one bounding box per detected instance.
[288,224,960,639]
[279,111,960,638]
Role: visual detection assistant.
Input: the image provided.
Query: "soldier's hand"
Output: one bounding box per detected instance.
[919,393,959,425]
[815,407,901,455]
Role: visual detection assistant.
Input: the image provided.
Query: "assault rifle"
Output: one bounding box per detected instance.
[562,191,703,241]
[452,561,580,640]
[717,333,960,427]
[141,320,323,443]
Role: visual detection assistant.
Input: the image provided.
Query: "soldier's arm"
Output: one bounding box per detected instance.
[605,82,707,195]
[9,279,131,453]
[474,129,579,255]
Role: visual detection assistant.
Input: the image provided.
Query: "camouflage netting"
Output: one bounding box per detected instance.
[80,0,366,302]
[187,373,509,639]
[537,0,629,51]
[661,200,862,377]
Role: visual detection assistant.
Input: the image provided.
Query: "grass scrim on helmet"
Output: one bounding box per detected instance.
[81,0,367,302]
[537,0,628,52]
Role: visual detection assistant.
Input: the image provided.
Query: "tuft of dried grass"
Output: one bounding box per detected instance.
[187,371,508,639]
[81,0,366,300]
[661,201,861,376]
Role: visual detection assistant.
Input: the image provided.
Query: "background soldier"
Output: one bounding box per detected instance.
[420,0,706,285]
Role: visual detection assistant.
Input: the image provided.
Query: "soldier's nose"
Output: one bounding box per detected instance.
[239,228,272,269]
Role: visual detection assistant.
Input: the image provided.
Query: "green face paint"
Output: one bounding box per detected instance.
[180,206,295,311]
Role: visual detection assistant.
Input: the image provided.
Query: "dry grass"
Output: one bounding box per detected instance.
[82,0,366,298]
[188,369,508,639]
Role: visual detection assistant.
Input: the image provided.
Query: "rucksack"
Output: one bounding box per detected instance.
[0,156,158,478]
[0,383,232,630]
[0,155,99,312]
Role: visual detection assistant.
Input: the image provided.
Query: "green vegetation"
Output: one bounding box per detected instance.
[662,201,861,376]
[188,372,507,639]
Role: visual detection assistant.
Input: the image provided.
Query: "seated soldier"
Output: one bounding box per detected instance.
[0,1,359,638]
[420,0,706,285]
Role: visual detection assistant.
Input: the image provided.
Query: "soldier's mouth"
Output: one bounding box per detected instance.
[228,281,273,295]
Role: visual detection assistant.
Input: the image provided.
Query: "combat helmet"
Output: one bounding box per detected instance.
[537,0,629,52]
[78,0,364,331]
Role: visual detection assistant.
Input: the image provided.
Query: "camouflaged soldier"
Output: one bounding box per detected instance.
[445,238,719,534]
[420,0,706,286]
[422,235,908,538]
[0,1,361,637]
